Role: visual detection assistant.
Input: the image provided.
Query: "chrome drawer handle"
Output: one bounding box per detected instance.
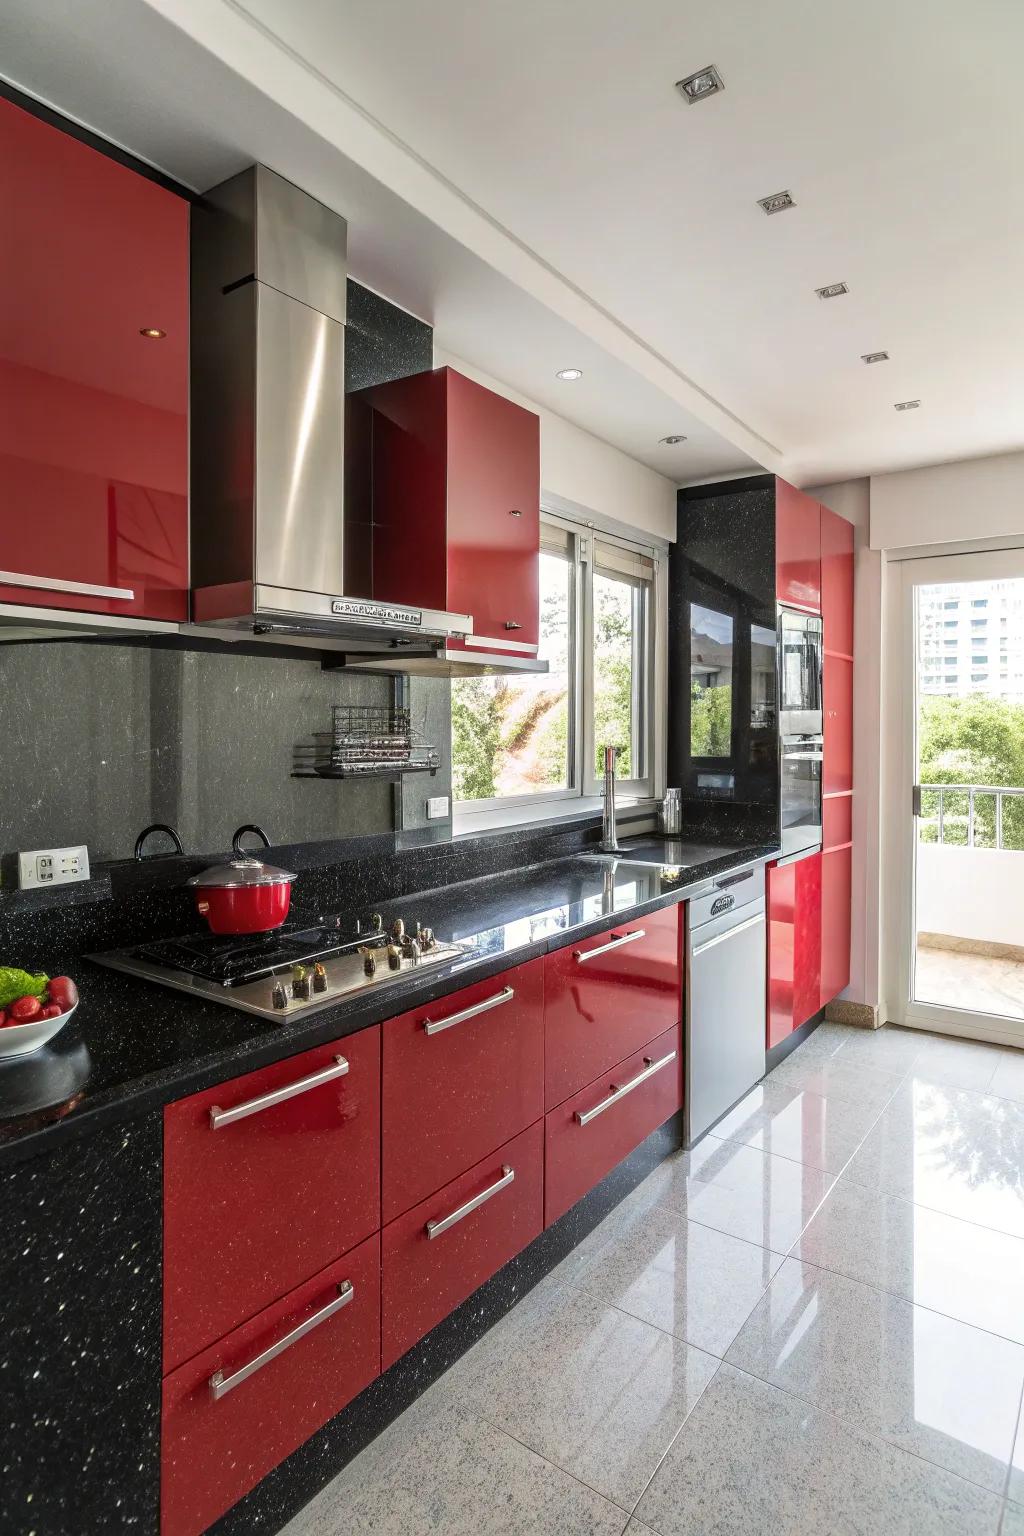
[690,911,764,959]
[0,568,135,601]
[423,986,515,1036]
[209,1055,349,1128]
[208,1281,354,1400]
[574,1050,678,1127]
[573,929,646,963]
[426,1165,515,1239]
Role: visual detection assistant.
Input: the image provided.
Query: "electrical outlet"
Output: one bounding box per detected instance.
[425,796,450,820]
[17,845,91,889]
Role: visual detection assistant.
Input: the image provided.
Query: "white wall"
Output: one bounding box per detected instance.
[871,450,1024,551]
[433,347,677,543]
[917,844,1024,949]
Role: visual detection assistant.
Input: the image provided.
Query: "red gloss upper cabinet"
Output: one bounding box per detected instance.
[0,97,189,620]
[361,367,540,659]
[775,480,821,613]
[820,505,854,657]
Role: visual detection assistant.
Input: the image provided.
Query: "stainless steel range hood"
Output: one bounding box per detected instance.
[188,165,471,651]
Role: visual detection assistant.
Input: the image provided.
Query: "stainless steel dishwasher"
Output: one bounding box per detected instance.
[686,865,767,1144]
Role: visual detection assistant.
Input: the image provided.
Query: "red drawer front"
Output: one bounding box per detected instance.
[163,1028,380,1372]
[382,959,544,1223]
[823,793,853,850]
[544,1025,682,1228]
[161,1233,380,1536]
[381,1121,543,1371]
[544,905,682,1109]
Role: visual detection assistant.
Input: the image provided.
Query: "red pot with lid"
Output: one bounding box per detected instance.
[187,825,297,935]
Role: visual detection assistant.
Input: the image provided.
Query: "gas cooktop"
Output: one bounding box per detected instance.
[90,913,476,1021]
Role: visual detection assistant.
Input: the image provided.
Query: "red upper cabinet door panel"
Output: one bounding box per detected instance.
[775,479,821,613]
[0,98,188,620]
[163,1028,381,1373]
[820,504,855,656]
[382,958,544,1224]
[363,367,541,658]
[445,368,540,653]
[544,905,682,1109]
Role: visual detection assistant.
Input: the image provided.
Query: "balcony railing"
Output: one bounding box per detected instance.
[917,783,1024,849]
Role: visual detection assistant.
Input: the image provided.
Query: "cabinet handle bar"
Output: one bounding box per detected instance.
[423,986,515,1036]
[209,1055,349,1128]
[209,1282,354,1400]
[575,1050,678,1127]
[426,1165,515,1239]
[573,929,646,963]
[0,569,135,601]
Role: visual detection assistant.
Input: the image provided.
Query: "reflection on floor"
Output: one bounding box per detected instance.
[283,1024,1024,1536]
[917,944,1024,1022]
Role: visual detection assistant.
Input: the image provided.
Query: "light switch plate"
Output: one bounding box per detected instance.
[425,796,450,820]
[17,845,91,889]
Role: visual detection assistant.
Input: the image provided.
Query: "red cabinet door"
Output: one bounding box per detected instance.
[163,1028,380,1372]
[767,854,823,1049]
[544,1024,682,1227]
[775,479,821,612]
[821,845,852,1006]
[0,98,188,620]
[820,504,854,657]
[382,958,544,1223]
[544,905,682,1109]
[381,1121,543,1370]
[445,368,540,655]
[161,1233,380,1536]
[823,793,853,851]
[823,653,853,794]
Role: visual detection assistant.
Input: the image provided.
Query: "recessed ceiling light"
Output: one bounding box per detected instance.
[139,327,166,338]
[815,282,849,299]
[556,368,583,381]
[659,435,688,445]
[758,190,795,216]
[894,399,921,411]
[861,351,890,364]
[675,65,724,104]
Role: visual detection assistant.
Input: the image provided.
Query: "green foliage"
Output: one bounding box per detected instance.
[918,694,1024,849]
[450,676,505,801]
[691,681,732,757]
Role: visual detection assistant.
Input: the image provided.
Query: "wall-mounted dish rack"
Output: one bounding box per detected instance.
[293,704,440,781]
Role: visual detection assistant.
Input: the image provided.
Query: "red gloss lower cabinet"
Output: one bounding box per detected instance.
[163,1029,380,1372]
[544,906,682,1108]
[821,845,852,1007]
[545,1024,682,1227]
[767,855,823,1049]
[382,959,544,1222]
[381,1122,544,1370]
[161,1233,381,1536]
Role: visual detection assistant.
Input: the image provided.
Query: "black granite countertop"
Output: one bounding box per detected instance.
[0,836,776,1167]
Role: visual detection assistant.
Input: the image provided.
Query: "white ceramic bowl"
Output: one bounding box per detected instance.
[0,1001,78,1059]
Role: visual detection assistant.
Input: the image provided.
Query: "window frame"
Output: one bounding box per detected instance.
[452,503,664,830]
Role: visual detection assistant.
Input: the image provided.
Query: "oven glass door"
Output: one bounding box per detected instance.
[779,609,823,736]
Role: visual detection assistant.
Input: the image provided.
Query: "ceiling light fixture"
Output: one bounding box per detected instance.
[659,435,688,445]
[139,327,166,338]
[894,399,921,411]
[861,351,890,364]
[758,190,795,216]
[675,65,725,104]
[815,282,849,299]
[555,368,583,381]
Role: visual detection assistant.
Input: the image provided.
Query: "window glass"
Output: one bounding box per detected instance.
[451,547,572,800]
[690,603,733,757]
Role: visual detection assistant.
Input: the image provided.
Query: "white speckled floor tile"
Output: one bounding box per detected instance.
[635,1364,1003,1536]
[905,1035,1009,1095]
[680,1135,836,1253]
[710,1077,884,1174]
[725,1258,1024,1493]
[990,1051,1024,1108]
[830,1024,929,1072]
[278,1398,630,1536]
[767,1054,906,1109]
[1007,1401,1024,1505]
[569,1201,783,1356]
[1001,1501,1024,1536]
[795,1179,1024,1344]
[456,1285,717,1510]
[623,1522,659,1536]
[841,1081,1024,1238]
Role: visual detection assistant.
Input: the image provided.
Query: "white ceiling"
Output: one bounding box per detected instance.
[5,0,1024,488]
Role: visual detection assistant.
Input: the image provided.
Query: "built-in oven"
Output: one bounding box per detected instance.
[778,607,823,855]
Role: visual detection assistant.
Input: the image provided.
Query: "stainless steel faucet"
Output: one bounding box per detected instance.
[599,744,624,853]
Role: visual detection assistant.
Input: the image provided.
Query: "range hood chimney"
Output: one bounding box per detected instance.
[188,165,471,651]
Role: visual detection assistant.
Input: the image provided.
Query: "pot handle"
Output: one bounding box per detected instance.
[134,823,184,861]
[232,823,272,855]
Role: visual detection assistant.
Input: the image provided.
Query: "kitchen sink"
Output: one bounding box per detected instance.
[583,837,741,869]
